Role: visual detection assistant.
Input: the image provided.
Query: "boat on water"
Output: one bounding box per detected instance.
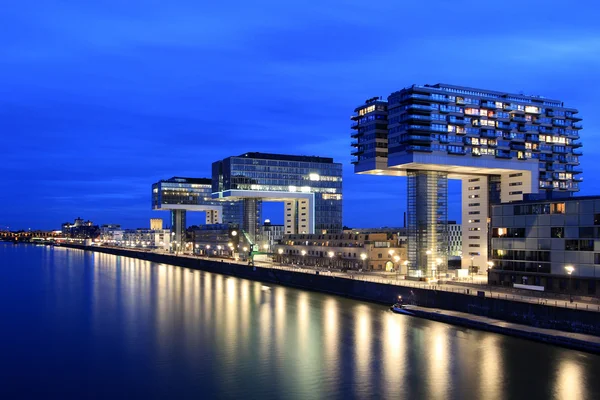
[390,303,414,315]
[389,295,415,315]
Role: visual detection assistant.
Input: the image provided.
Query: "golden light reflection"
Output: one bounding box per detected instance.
[478,335,503,400]
[240,280,250,339]
[354,305,372,388]
[427,325,450,400]
[323,297,339,386]
[297,292,309,354]
[555,359,584,400]
[382,313,406,398]
[275,287,287,361]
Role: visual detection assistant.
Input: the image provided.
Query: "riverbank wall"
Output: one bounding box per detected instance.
[59,244,600,340]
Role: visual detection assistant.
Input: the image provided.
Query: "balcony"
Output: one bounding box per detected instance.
[573,150,583,156]
[448,148,466,155]
[351,121,359,129]
[517,126,528,132]
[407,93,432,101]
[351,148,364,156]
[351,139,359,146]
[406,104,435,113]
[448,117,466,125]
[481,101,496,108]
[481,130,497,139]
[406,125,433,133]
[512,116,527,123]
[573,176,583,182]
[495,152,512,159]
[405,135,433,143]
[407,145,433,153]
[573,123,583,129]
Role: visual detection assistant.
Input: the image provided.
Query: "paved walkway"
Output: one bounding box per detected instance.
[105,247,600,313]
[403,305,600,351]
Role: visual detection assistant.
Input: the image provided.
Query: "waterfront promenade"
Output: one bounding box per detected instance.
[122,246,600,313]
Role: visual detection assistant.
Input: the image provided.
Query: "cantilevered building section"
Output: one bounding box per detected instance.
[212,152,343,245]
[152,177,242,246]
[351,84,582,278]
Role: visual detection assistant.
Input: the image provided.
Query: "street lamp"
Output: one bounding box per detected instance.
[470,256,475,281]
[565,265,575,302]
[301,250,306,266]
[435,258,442,280]
[426,249,432,277]
[263,244,269,251]
[328,251,335,268]
[231,230,238,237]
[277,248,283,265]
[360,253,367,271]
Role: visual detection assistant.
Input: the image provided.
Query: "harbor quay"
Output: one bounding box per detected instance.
[59,243,600,353]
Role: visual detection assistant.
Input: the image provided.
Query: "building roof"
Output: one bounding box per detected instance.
[159,177,212,185]
[235,152,334,164]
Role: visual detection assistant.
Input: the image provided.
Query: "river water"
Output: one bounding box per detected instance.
[0,243,599,399]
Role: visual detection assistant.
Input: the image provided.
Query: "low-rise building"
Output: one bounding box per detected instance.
[98,228,170,250]
[490,196,600,296]
[188,224,242,257]
[274,232,407,271]
[62,217,100,239]
[260,220,285,251]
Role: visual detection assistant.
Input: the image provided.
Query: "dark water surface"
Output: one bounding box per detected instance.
[1,244,599,399]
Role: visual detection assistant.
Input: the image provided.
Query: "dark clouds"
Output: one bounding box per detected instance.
[1,1,599,229]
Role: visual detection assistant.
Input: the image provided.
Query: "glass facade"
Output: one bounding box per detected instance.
[407,171,448,277]
[152,177,243,225]
[212,153,343,234]
[352,83,582,195]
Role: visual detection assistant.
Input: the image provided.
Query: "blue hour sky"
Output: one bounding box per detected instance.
[1,0,599,230]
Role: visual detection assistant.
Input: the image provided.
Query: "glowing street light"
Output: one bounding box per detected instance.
[565,265,575,302]
[231,230,238,237]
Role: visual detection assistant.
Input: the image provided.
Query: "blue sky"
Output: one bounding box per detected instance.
[1,0,599,230]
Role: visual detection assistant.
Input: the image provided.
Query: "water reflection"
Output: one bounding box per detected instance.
[4,245,598,399]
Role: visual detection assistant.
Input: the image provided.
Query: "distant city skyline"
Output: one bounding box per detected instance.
[2,1,599,230]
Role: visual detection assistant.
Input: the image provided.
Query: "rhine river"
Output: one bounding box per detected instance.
[1,244,599,399]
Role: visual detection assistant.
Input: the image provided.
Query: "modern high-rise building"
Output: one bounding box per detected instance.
[212,152,343,244]
[152,177,242,246]
[352,84,582,278]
